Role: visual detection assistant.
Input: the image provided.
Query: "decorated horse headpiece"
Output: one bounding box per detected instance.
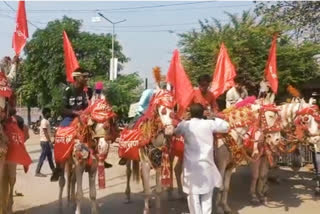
[84,99,116,124]
[259,104,281,133]
[295,105,320,128]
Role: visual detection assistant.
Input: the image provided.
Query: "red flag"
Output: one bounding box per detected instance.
[211,43,236,98]
[265,35,278,94]
[63,31,79,83]
[12,0,29,56]
[166,49,194,115]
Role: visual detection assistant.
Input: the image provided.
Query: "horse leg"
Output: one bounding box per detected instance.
[215,146,229,214]
[89,161,98,214]
[167,155,174,199]
[250,158,261,205]
[125,160,132,203]
[141,161,151,214]
[257,156,270,203]
[0,159,5,214]
[58,162,66,210]
[75,163,85,214]
[7,163,17,214]
[70,165,76,204]
[1,163,9,214]
[66,161,72,202]
[155,168,162,213]
[221,167,234,214]
[174,158,183,198]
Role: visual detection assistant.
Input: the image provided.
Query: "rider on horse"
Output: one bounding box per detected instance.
[225,76,248,108]
[191,74,219,117]
[51,68,91,181]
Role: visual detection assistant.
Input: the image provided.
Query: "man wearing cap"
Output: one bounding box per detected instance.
[91,81,106,103]
[59,68,90,127]
[51,68,91,181]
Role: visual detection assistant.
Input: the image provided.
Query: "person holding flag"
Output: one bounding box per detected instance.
[51,68,91,181]
[50,30,91,181]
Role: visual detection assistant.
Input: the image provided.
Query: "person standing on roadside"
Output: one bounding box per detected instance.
[35,108,55,177]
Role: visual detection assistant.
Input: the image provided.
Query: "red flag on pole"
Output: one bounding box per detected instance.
[264,35,278,94]
[12,0,29,56]
[211,43,236,98]
[63,31,79,83]
[166,49,194,116]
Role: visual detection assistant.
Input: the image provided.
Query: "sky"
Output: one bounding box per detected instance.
[0,0,255,87]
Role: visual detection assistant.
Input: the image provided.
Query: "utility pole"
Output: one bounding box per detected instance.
[97,12,126,80]
[145,78,148,89]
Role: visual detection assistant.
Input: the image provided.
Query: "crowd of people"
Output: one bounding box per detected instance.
[2,55,319,214]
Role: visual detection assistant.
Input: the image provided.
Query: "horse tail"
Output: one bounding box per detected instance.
[132,160,140,183]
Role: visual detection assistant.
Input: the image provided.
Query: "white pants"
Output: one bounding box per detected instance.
[187,191,213,214]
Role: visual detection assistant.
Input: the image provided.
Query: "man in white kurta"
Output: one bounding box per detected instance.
[175,103,229,214]
[225,83,248,108]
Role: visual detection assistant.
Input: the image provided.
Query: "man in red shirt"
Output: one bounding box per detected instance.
[192,74,219,117]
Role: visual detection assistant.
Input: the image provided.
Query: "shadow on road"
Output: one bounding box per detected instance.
[14,166,319,214]
[14,190,189,214]
[229,166,319,213]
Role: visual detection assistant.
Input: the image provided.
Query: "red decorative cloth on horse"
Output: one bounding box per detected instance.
[119,90,174,160]
[5,117,31,173]
[54,99,116,164]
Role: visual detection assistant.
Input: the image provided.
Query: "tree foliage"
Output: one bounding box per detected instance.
[92,73,143,123]
[18,16,129,113]
[179,11,320,100]
[255,1,320,43]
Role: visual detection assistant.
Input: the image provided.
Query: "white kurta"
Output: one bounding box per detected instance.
[225,86,248,108]
[175,118,229,195]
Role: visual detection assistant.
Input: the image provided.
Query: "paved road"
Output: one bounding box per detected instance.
[12,132,320,214]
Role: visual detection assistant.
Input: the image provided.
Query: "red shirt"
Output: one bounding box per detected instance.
[192,88,219,113]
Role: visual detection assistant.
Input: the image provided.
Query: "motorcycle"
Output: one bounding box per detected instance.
[30,120,40,135]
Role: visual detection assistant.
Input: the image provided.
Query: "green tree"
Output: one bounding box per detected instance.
[179,11,320,101]
[91,73,143,123]
[18,16,129,115]
[255,1,320,43]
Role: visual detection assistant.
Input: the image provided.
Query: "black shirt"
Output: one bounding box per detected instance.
[62,85,91,112]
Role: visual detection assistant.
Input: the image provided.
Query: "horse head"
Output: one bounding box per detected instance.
[139,89,175,149]
[295,104,320,147]
[150,89,175,136]
[257,104,282,151]
[74,99,116,162]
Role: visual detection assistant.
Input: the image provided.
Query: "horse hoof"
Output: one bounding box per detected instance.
[224,209,232,214]
[124,199,132,204]
[250,197,260,206]
[143,208,150,214]
[259,196,267,204]
[315,187,320,196]
[215,206,224,214]
[222,206,232,214]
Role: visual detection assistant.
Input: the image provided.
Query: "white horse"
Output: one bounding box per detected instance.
[250,98,320,204]
[120,89,175,214]
[215,103,282,214]
[55,99,117,214]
